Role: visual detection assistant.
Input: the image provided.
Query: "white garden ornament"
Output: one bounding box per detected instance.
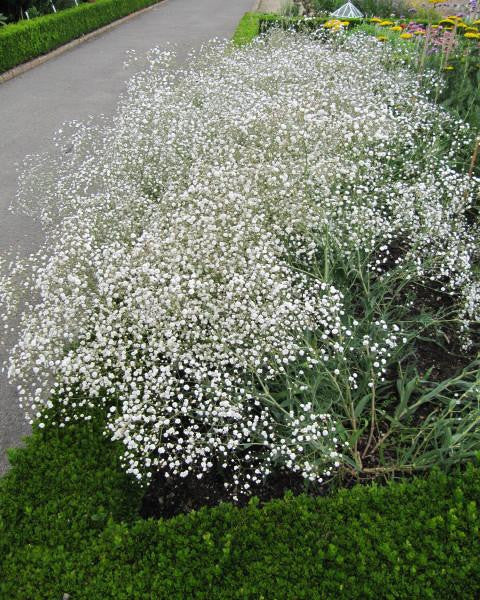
[331,2,364,18]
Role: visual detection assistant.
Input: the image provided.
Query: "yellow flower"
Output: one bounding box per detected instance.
[376,35,387,41]
[379,20,394,26]
[414,30,426,35]
[456,22,468,28]
[390,25,403,31]
[400,32,413,39]
[473,19,480,25]
[444,65,454,70]
[370,17,382,22]
[323,19,344,28]
[464,32,480,38]
[465,27,479,33]
[322,17,354,32]
[439,19,456,25]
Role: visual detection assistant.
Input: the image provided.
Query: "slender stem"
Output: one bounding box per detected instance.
[468,136,480,178]
[324,228,329,281]
[361,369,376,459]
[362,464,430,474]
[368,427,394,456]
[356,250,369,296]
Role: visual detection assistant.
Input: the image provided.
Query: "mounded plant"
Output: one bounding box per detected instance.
[1,32,479,501]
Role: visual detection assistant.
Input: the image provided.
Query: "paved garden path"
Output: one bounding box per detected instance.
[0,0,254,474]
[256,0,284,12]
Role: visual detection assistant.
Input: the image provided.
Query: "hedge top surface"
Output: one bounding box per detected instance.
[0,0,140,37]
[1,419,480,599]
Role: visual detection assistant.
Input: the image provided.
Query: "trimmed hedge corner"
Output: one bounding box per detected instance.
[231,12,263,46]
[1,420,480,598]
[0,0,161,74]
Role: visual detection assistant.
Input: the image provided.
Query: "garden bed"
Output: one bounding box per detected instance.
[1,14,480,598]
[232,13,434,46]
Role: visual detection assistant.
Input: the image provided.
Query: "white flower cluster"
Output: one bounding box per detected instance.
[1,32,478,493]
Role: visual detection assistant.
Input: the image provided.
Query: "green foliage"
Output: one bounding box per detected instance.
[0,0,79,22]
[231,12,262,46]
[0,11,7,24]
[0,0,160,73]
[25,4,41,17]
[429,41,480,132]
[28,0,55,19]
[1,418,480,598]
[259,236,480,481]
[255,14,433,36]
[412,5,442,21]
[259,14,363,33]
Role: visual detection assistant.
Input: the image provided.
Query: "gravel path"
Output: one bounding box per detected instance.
[0,0,254,475]
[256,0,284,12]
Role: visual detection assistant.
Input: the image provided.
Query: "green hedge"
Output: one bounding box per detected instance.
[231,12,264,46]
[0,0,161,73]
[1,418,480,598]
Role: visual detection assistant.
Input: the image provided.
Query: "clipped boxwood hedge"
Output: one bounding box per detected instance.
[1,418,480,598]
[231,12,265,46]
[0,0,161,74]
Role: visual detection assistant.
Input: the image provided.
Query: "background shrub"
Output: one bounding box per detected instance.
[0,0,32,22]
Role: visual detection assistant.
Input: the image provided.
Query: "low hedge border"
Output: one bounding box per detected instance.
[1,419,480,598]
[0,0,162,74]
[231,12,265,46]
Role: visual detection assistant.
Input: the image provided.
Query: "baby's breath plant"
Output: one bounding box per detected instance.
[1,32,479,496]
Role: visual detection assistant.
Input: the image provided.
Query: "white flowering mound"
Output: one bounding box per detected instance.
[1,32,479,494]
